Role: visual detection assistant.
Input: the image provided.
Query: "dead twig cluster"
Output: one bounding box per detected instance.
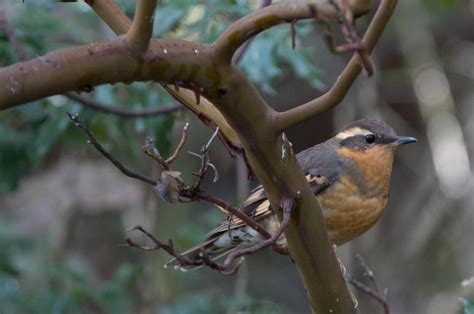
[67,112,292,275]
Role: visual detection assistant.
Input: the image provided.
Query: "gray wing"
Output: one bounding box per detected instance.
[296,141,342,195]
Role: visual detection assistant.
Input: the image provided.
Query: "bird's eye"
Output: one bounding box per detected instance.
[365,134,376,144]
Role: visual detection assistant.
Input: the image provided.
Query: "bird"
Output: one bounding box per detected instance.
[166,119,416,270]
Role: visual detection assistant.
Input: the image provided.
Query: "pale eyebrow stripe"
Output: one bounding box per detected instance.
[335,127,372,140]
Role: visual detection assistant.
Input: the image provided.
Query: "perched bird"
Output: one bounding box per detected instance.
[167,119,416,270]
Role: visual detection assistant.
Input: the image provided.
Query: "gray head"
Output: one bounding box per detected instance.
[334,119,417,151]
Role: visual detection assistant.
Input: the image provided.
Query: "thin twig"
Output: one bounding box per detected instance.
[143,137,169,169]
[165,122,189,164]
[122,225,203,267]
[66,112,158,186]
[188,151,219,183]
[203,126,220,151]
[65,92,183,118]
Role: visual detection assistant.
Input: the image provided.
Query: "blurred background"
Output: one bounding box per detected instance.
[0,0,473,313]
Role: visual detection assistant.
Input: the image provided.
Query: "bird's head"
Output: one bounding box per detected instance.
[334,119,417,153]
[332,119,417,189]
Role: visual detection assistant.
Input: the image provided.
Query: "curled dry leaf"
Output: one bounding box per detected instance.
[154,170,183,203]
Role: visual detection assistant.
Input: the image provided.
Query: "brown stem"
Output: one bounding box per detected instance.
[165,122,189,164]
[127,0,157,53]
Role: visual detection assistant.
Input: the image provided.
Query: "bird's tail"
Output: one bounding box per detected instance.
[164,237,237,271]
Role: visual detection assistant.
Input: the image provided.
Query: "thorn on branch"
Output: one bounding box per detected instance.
[291,19,297,50]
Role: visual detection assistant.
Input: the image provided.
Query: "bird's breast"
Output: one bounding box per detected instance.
[316,174,388,245]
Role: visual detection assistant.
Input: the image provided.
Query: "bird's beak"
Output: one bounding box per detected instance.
[395,136,417,145]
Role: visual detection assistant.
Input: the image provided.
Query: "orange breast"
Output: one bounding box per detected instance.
[317,173,388,246]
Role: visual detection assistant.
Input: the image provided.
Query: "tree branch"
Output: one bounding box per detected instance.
[214,1,339,64]
[64,92,183,118]
[127,0,157,53]
[275,0,397,132]
[0,37,212,109]
[232,0,272,64]
[1,1,398,312]
[85,0,131,35]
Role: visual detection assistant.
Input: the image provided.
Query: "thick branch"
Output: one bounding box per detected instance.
[275,0,397,132]
[65,92,183,118]
[127,0,157,53]
[0,38,212,109]
[85,0,131,35]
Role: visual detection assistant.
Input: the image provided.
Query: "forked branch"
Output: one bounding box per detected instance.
[275,0,397,132]
[127,0,157,53]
